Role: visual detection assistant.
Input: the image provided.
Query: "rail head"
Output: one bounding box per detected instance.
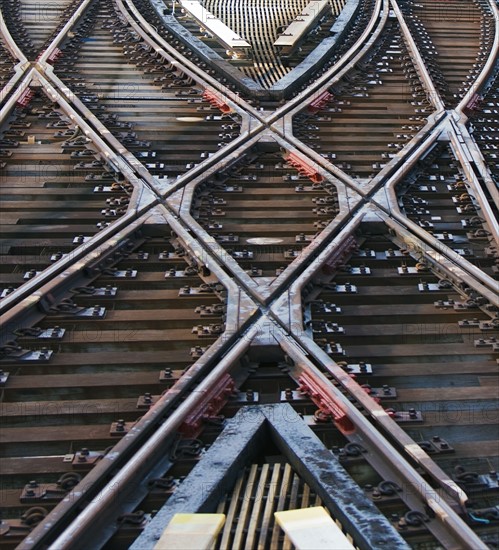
[457,0,499,116]
[389,0,446,113]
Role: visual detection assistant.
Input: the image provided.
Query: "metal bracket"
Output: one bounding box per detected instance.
[0,348,53,362]
[110,419,131,437]
[298,372,355,435]
[71,449,104,470]
[386,408,423,423]
[418,436,454,455]
[178,373,236,439]
[20,482,67,504]
[137,393,159,409]
[338,362,373,375]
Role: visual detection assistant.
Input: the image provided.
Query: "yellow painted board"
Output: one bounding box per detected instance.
[154,513,225,550]
[274,507,355,550]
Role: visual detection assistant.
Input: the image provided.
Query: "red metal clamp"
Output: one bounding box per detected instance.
[286,152,324,184]
[203,89,232,114]
[179,373,236,438]
[47,48,63,65]
[16,88,35,108]
[298,372,355,435]
[307,90,334,114]
[322,235,357,274]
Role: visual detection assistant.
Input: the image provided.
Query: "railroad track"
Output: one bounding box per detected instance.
[0,88,131,299]
[292,15,435,179]
[399,0,494,108]
[0,0,497,548]
[187,146,346,280]
[468,70,499,222]
[0,0,85,60]
[49,0,242,180]
[305,232,498,461]
[0,230,230,543]
[202,0,341,88]
[302,227,499,544]
[396,141,498,277]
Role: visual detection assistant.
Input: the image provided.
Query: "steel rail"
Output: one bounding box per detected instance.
[266,0,391,203]
[35,0,388,232]
[0,69,159,317]
[0,65,27,108]
[122,0,262,119]
[447,115,499,248]
[0,7,28,62]
[378,201,499,306]
[1,1,496,548]
[115,0,248,118]
[1,196,256,334]
[39,0,263,202]
[380,137,499,303]
[41,65,203,197]
[41,67,164,188]
[456,114,499,213]
[457,0,499,117]
[371,106,499,300]
[27,0,368,318]
[273,217,494,545]
[269,204,368,331]
[383,213,499,306]
[14,207,489,550]
[277,111,447,203]
[270,204,492,504]
[132,403,411,550]
[0,49,259,341]
[279,332,489,550]
[1,192,256,354]
[276,0,447,200]
[0,7,30,106]
[170,130,364,305]
[165,215,260,334]
[275,118,498,306]
[381,213,499,308]
[0,210,150,333]
[25,21,267,318]
[268,204,362,328]
[8,182,260,547]
[275,125,369,196]
[36,0,95,66]
[153,121,262,200]
[22,317,261,550]
[0,66,35,127]
[33,0,259,195]
[35,70,150,198]
[146,0,268,111]
[367,111,448,191]
[390,0,445,113]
